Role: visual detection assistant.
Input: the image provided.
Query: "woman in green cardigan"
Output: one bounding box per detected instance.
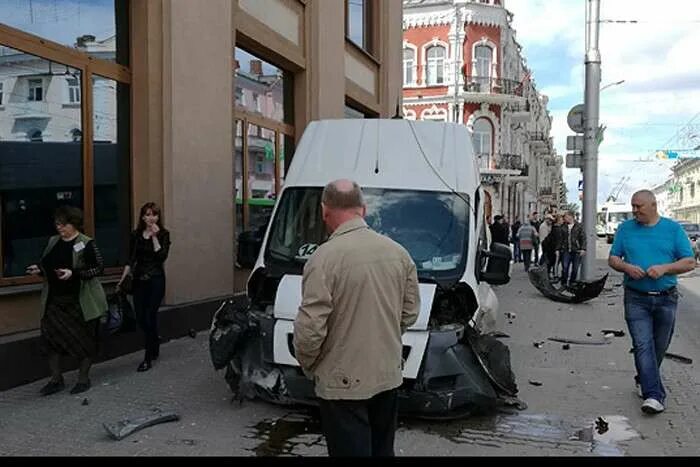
[26,206,107,396]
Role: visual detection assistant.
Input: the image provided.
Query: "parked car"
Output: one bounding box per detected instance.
[681,222,700,241]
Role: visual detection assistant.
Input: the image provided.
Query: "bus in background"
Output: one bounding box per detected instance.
[598,202,634,244]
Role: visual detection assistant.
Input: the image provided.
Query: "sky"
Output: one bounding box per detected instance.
[506,0,700,206]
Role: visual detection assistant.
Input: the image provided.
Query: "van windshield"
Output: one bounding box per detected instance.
[609,212,632,223]
[265,187,470,279]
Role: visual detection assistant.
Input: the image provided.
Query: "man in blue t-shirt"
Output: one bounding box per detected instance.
[609,190,695,415]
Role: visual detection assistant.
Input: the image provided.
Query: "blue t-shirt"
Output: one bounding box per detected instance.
[610,217,694,292]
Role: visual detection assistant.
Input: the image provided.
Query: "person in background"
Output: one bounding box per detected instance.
[530,212,543,264]
[26,206,107,396]
[539,214,557,277]
[551,214,566,281]
[118,202,171,372]
[293,179,419,457]
[490,215,510,246]
[511,219,522,263]
[609,190,695,414]
[560,211,586,288]
[517,220,539,272]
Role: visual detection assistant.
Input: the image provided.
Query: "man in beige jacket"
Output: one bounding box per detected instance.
[293,179,420,457]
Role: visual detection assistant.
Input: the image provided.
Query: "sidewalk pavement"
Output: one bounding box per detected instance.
[1,252,699,456]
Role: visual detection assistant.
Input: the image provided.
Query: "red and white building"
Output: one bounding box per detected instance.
[402,0,565,222]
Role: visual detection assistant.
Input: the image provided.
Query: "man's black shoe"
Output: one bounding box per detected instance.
[70,379,91,395]
[40,377,65,396]
[137,360,152,372]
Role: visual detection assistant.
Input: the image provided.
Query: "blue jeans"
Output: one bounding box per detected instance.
[624,287,678,403]
[513,242,521,262]
[560,251,581,286]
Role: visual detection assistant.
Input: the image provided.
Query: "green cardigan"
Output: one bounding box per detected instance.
[39,233,108,322]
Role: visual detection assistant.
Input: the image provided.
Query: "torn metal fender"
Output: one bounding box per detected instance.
[528,266,608,303]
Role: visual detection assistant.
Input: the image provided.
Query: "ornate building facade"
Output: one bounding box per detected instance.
[402,0,564,222]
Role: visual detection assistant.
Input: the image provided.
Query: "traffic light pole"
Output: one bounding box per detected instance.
[581,0,601,281]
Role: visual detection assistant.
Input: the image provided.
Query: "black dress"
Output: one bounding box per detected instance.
[39,238,103,359]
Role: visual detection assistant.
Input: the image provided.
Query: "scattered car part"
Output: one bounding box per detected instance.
[533,342,544,349]
[548,336,611,346]
[81,398,89,406]
[595,417,609,435]
[528,267,608,303]
[103,409,180,441]
[601,329,625,337]
[528,380,543,387]
[665,352,693,365]
[562,344,571,350]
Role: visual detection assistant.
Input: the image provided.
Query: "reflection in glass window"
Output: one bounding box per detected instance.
[92,75,130,268]
[426,46,445,85]
[347,0,370,52]
[0,0,129,65]
[344,105,365,119]
[0,47,83,277]
[234,48,292,124]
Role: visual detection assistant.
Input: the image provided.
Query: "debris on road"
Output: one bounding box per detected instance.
[665,352,693,365]
[601,329,625,337]
[533,341,544,349]
[81,398,89,406]
[562,344,571,350]
[487,331,510,338]
[528,380,543,387]
[504,312,517,320]
[528,267,608,304]
[548,336,611,346]
[103,409,180,441]
[188,328,197,338]
[586,332,592,337]
[595,417,609,435]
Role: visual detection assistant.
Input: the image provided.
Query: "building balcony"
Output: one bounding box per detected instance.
[498,153,523,171]
[11,101,51,119]
[539,187,553,196]
[462,76,526,105]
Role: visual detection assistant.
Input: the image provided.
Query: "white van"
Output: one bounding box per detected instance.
[598,202,633,244]
[214,119,514,417]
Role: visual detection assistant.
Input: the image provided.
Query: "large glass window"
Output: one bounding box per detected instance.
[234,47,294,291]
[0,0,129,65]
[473,118,493,169]
[403,48,415,85]
[0,48,83,278]
[426,45,445,85]
[93,75,130,268]
[1,1,131,286]
[346,0,372,52]
[475,45,493,91]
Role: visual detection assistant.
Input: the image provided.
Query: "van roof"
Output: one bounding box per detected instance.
[284,119,480,194]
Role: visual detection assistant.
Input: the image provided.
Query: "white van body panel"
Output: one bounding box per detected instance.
[251,119,498,379]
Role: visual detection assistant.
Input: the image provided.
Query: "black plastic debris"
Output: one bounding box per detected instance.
[601,329,625,337]
[81,398,89,406]
[528,266,608,304]
[528,380,543,387]
[487,331,510,339]
[548,336,611,346]
[586,332,592,337]
[665,352,693,365]
[595,417,609,435]
[562,344,571,350]
[103,409,180,441]
[533,341,544,349]
[188,329,197,339]
[504,312,517,320]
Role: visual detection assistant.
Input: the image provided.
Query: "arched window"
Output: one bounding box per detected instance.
[426,45,445,85]
[475,45,493,90]
[28,129,43,142]
[403,48,415,85]
[472,118,492,169]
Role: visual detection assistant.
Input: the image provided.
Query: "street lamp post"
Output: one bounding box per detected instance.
[581,0,601,281]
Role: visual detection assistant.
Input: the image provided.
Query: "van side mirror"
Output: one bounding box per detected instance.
[479,242,511,285]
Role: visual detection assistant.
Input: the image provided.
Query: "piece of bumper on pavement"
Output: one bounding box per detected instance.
[528,266,608,303]
[103,409,180,440]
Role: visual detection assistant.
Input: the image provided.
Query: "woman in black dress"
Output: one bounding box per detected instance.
[118,202,171,372]
[26,206,107,395]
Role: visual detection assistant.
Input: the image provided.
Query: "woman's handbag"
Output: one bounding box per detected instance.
[120,272,133,295]
[101,292,137,336]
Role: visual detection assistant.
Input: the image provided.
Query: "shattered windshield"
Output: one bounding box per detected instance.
[265,187,470,279]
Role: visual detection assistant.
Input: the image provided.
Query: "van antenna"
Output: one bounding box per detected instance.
[407,120,475,217]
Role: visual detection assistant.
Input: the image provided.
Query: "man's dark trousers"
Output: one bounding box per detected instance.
[318,388,398,457]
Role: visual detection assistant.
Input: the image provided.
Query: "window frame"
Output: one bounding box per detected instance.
[28,78,44,101]
[67,77,81,104]
[472,118,493,169]
[345,0,374,54]
[0,11,132,287]
[426,45,446,86]
[403,47,415,86]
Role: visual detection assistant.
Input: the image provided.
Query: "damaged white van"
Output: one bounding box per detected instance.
[210,119,519,417]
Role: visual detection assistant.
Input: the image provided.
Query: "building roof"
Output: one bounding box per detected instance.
[403,0,452,7]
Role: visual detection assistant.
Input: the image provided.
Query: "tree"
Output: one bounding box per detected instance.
[564,202,580,215]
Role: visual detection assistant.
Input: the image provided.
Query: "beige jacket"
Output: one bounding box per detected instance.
[293,217,420,400]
